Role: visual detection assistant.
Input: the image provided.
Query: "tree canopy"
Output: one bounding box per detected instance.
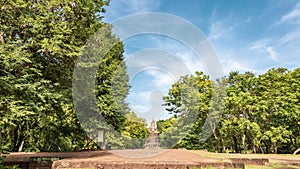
[162,68,300,153]
[0,0,148,153]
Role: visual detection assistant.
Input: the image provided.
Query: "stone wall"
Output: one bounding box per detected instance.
[4,157,59,169]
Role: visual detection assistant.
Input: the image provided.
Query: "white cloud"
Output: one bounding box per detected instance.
[175,52,206,74]
[104,0,160,22]
[129,90,166,122]
[249,39,269,50]
[281,9,300,21]
[209,20,223,40]
[265,46,278,61]
[146,69,176,88]
[209,16,255,40]
[128,91,152,114]
[277,30,300,46]
[132,104,150,112]
[125,42,207,122]
[207,5,300,75]
[278,2,300,24]
[249,39,279,62]
[137,91,152,100]
[221,57,257,74]
[125,37,207,88]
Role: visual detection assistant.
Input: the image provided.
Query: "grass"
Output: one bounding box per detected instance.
[190,150,299,163]
[189,164,299,169]
[189,166,245,169]
[245,164,299,169]
[189,150,300,169]
[190,150,298,159]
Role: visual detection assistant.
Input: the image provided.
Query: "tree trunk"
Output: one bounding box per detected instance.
[273,142,278,154]
[259,146,264,154]
[293,148,300,155]
[12,125,25,152]
[252,145,256,154]
[12,126,19,152]
[263,140,269,154]
[213,129,221,153]
[0,128,2,148]
[0,31,4,43]
[233,136,239,153]
[242,134,246,154]
[18,140,24,152]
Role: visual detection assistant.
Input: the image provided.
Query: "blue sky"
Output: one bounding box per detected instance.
[103,0,300,123]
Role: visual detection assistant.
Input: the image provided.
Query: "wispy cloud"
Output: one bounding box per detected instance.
[209,15,256,40]
[104,0,160,22]
[129,90,166,122]
[277,30,300,46]
[277,2,300,24]
[222,59,256,74]
[105,0,300,121]
[249,39,279,62]
[217,48,261,74]
[207,11,268,74]
[146,69,176,88]
[124,36,206,121]
[206,2,300,75]
[175,52,206,74]
[265,46,278,61]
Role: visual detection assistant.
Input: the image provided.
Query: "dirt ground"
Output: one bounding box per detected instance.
[3,149,300,169]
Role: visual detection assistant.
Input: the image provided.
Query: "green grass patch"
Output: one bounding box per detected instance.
[245,164,299,169]
[190,150,299,160]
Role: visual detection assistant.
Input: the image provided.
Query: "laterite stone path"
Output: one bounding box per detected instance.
[4,149,300,169]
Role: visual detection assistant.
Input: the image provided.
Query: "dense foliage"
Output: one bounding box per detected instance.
[0,0,109,152]
[160,72,214,149]
[121,112,149,149]
[0,0,148,153]
[162,68,300,153]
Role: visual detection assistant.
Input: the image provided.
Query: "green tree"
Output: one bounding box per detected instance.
[221,71,257,153]
[121,112,149,149]
[162,71,213,149]
[0,0,109,152]
[220,68,299,154]
[72,25,131,149]
[254,68,298,153]
[95,41,130,132]
[157,117,176,134]
[162,68,300,154]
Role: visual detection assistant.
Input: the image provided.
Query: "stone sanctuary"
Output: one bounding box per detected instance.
[145,119,160,148]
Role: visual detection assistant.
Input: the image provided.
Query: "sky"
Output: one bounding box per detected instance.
[102,0,300,123]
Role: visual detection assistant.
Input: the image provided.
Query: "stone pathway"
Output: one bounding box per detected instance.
[51,149,242,169]
[4,149,299,169]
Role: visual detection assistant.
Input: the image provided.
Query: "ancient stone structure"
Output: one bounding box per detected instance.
[145,120,160,148]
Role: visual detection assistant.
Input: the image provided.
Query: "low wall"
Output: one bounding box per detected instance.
[229,158,269,165]
[4,157,59,169]
[52,161,245,169]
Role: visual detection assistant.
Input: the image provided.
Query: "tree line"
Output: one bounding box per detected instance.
[160,68,300,154]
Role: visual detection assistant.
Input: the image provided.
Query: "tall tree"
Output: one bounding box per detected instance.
[0,0,109,152]
[162,71,213,149]
[162,68,300,154]
[220,68,299,154]
[95,40,130,132]
[255,68,296,153]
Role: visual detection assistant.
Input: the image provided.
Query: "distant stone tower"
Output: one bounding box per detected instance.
[145,120,160,148]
